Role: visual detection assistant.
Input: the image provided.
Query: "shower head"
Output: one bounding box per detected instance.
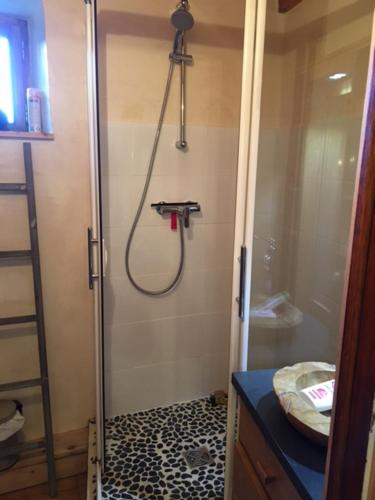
[171,2,194,32]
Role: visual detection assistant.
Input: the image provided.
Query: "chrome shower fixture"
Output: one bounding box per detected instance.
[171,31,193,151]
[171,1,195,32]
[125,2,196,296]
[151,201,201,228]
[170,1,194,151]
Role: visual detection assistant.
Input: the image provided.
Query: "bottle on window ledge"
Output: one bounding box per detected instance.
[26,88,43,133]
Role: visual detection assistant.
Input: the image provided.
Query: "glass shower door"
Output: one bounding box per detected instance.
[93,1,247,499]
[246,0,374,372]
[227,2,374,496]
[85,0,106,482]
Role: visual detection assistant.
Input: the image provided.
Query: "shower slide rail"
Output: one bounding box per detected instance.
[0,143,57,497]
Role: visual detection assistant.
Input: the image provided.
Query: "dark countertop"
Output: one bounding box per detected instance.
[232,370,326,500]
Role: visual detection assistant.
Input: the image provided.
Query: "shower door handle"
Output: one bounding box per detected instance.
[102,238,108,277]
[237,245,247,320]
[87,227,99,290]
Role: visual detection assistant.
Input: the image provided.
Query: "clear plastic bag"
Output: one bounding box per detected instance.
[0,411,25,442]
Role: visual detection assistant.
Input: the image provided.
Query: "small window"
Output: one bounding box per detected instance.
[0,1,52,134]
[0,15,29,131]
[0,35,14,124]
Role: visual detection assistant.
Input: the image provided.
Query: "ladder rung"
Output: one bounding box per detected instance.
[1,144,56,496]
[0,439,46,459]
[0,378,41,392]
[0,250,32,260]
[0,315,37,326]
[0,183,27,195]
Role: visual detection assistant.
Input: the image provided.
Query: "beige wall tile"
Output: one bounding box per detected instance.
[107,352,229,417]
[108,358,206,416]
[106,312,230,373]
[104,268,232,326]
[102,171,237,229]
[105,223,234,278]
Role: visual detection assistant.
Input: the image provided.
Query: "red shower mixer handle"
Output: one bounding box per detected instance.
[171,212,178,231]
[151,201,201,229]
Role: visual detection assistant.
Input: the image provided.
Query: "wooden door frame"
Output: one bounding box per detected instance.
[325,53,375,499]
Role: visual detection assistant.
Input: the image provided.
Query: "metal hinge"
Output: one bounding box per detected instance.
[236,246,247,321]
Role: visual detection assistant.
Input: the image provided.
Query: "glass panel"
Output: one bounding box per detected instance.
[248,0,373,370]
[96,0,245,497]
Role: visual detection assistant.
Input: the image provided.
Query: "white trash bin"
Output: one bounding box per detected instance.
[0,400,25,471]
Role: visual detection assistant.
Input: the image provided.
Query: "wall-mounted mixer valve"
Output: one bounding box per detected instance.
[151,201,201,229]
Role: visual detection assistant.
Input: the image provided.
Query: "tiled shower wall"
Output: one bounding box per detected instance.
[98,0,245,417]
[102,124,238,415]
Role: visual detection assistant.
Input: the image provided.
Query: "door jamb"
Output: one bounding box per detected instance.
[225,1,267,498]
[85,0,105,492]
[325,19,375,499]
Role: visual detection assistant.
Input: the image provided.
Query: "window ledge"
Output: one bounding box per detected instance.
[0,131,54,141]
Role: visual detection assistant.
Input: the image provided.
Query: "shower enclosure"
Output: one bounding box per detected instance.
[87,1,246,498]
[85,0,375,498]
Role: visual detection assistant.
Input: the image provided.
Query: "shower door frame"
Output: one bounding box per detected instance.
[85,0,106,495]
[85,0,277,498]
[224,0,267,498]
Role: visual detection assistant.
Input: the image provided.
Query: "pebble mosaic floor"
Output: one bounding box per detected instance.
[101,398,227,499]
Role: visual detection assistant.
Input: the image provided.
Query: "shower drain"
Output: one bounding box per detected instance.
[182,446,214,468]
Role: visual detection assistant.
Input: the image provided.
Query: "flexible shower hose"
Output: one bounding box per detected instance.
[125,60,185,296]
